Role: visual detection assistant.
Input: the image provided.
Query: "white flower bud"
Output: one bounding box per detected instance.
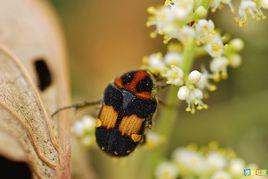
[229,38,244,51]
[177,86,190,100]
[229,54,242,68]
[82,116,96,131]
[188,70,201,84]
[195,6,207,18]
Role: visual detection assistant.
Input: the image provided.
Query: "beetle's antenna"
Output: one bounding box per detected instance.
[51,100,102,117]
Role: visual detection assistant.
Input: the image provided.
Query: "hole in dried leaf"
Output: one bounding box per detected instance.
[34,59,52,91]
[0,156,31,179]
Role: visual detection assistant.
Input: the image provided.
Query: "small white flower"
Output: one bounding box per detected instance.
[204,34,224,58]
[229,38,244,51]
[191,88,203,101]
[148,0,194,40]
[229,158,245,176]
[165,52,183,67]
[172,148,206,173]
[178,26,196,45]
[207,152,227,170]
[170,0,194,20]
[212,170,231,179]
[188,70,201,84]
[196,68,216,91]
[229,54,242,68]
[210,57,229,80]
[195,19,215,44]
[195,6,208,18]
[147,7,180,39]
[237,0,265,26]
[178,86,207,113]
[166,66,184,86]
[155,162,179,179]
[145,53,166,73]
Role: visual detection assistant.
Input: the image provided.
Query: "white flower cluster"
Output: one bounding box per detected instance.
[210,0,268,26]
[155,142,258,179]
[236,0,267,26]
[71,115,96,146]
[144,0,246,113]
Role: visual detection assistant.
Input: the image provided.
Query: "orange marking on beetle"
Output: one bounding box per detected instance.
[114,78,123,88]
[99,105,118,129]
[114,70,153,99]
[124,71,148,92]
[135,91,152,100]
[131,134,142,142]
[119,115,144,136]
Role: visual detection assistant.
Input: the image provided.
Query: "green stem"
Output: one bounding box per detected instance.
[138,1,210,177]
[140,40,196,179]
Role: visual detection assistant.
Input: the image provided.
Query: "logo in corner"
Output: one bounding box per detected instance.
[244,168,251,176]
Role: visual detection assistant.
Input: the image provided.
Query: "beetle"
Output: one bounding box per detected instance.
[95,70,157,156]
[52,70,160,157]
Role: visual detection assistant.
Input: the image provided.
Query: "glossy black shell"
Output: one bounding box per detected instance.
[95,84,157,157]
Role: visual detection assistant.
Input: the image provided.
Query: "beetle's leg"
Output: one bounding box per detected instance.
[139,135,147,146]
[51,100,102,117]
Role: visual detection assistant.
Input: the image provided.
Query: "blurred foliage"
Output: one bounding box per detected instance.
[51,0,268,178]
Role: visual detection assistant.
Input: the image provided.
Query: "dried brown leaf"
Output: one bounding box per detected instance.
[0,46,67,178]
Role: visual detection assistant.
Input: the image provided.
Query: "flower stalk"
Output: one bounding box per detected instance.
[140,37,197,179]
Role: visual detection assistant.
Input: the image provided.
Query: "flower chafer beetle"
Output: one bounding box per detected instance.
[52,70,165,157]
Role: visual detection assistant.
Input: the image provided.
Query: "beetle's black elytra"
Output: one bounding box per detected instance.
[95,70,157,157]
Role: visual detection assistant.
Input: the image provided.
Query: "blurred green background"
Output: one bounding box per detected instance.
[50,0,268,178]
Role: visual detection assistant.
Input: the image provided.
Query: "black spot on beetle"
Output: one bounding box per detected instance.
[136,76,153,92]
[121,71,135,85]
